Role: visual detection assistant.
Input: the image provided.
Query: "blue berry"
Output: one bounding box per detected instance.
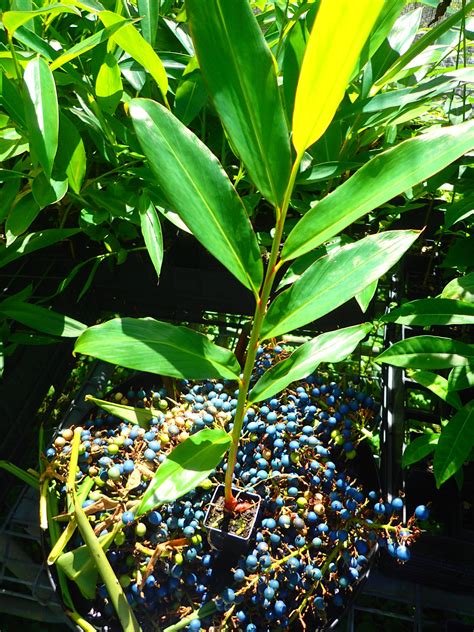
[122,511,135,525]
[396,545,411,561]
[414,505,429,521]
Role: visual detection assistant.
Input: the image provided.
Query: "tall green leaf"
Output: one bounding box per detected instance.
[130,99,263,294]
[408,370,462,410]
[95,52,123,114]
[371,0,474,93]
[283,120,474,261]
[49,21,131,71]
[2,4,80,36]
[23,56,59,177]
[249,324,371,403]
[433,401,474,487]
[55,113,86,194]
[292,0,383,155]
[186,0,291,207]
[137,0,159,46]
[382,298,474,327]
[98,11,168,103]
[139,194,163,281]
[75,317,241,380]
[262,230,419,340]
[136,428,231,515]
[0,300,86,337]
[174,58,208,126]
[402,433,439,468]
[376,336,474,370]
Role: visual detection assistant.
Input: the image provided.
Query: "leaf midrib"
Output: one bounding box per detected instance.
[267,234,414,337]
[82,322,239,377]
[285,123,474,260]
[139,105,256,293]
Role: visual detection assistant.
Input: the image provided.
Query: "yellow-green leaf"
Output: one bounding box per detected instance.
[98,11,168,102]
[2,4,80,37]
[292,0,383,155]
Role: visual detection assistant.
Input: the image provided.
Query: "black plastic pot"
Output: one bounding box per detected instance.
[204,484,262,553]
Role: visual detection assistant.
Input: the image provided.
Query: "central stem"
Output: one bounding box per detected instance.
[224,156,302,508]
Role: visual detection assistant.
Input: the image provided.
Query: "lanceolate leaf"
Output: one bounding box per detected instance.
[0,300,86,337]
[283,120,474,261]
[99,11,168,102]
[136,428,231,514]
[138,0,159,46]
[95,52,123,114]
[139,195,163,281]
[0,228,79,269]
[292,0,383,155]
[55,114,86,194]
[130,99,263,294]
[382,298,474,327]
[408,370,462,410]
[376,336,474,370]
[85,395,156,428]
[371,0,474,93]
[402,433,439,468]
[5,192,41,242]
[75,317,241,381]
[356,280,378,314]
[433,401,474,487]
[23,56,59,177]
[249,324,371,403]
[262,231,419,340]
[186,0,291,206]
[2,4,80,36]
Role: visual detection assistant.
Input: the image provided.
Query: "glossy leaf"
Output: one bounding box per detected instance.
[99,11,168,102]
[130,99,263,294]
[443,193,474,228]
[32,172,68,209]
[85,395,156,429]
[139,195,163,281]
[0,300,86,337]
[75,317,241,380]
[186,0,291,206]
[402,433,439,468]
[5,193,41,243]
[441,273,474,303]
[262,231,419,340]
[50,21,131,71]
[283,119,474,261]
[292,0,383,155]
[434,401,474,487]
[249,324,371,403]
[136,428,231,514]
[448,365,474,392]
[371,0,474,93]
[174,58,208,126]
[0,228,79,269]
[23,56,59,177]
[408,370,462,410]
[55,114,86,195]
[2,4,80,36]
[376,336,474,370]
[382,298,474,327]
[138,0,159,46]
[95,52,123,114]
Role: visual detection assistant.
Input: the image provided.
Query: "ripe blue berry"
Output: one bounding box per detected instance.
[415,505,429,521]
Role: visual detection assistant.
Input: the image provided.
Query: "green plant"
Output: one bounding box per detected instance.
[70,0,474,510]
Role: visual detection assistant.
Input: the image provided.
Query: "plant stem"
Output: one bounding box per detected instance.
[224,155,302,507]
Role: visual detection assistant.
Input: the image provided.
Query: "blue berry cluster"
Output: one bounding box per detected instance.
[49,345,427,631]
